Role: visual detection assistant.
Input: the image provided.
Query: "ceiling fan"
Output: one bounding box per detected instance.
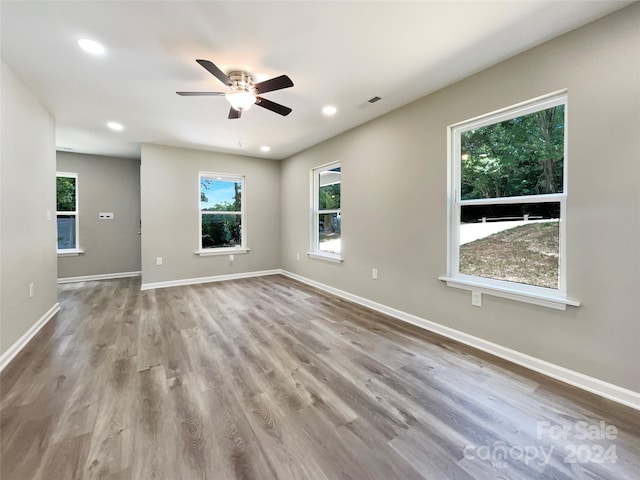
[177,59,294,119]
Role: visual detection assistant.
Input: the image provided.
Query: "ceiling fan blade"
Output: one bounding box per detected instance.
[254,75,294,94]
[255,97,292,116]
[176,91,226,96]
[196,59,232,86]
[228,108,241,119]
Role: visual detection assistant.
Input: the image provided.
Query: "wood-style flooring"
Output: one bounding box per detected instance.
[1,275,639,479]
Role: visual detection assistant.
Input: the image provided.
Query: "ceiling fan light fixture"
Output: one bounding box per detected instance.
[226,91,256,112]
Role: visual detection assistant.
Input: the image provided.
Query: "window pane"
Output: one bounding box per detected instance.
[460,105,564,200]
[201,179,242,211]
[56,176,76,211]
[319,167,340,210]
[57,215,76,249]
[459,202,560,289]
[202,214,241,249]
[319,212,341,254]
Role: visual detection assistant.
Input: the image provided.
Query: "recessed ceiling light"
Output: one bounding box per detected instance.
[107,122,124,131]
[260,146,271,153]
[78,38,105,55]
[322,105,337,116]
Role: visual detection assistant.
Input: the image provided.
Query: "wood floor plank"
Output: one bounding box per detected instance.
[1,275,639,480]
[238,391,330,480]
[33,432,92,480]
[83,343,137,479]
[132,365,181,480]
[0,413,57,479]
[202,377,279,480]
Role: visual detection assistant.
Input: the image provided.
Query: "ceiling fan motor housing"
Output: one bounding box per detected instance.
[225,71,257,112]
[228,71,256,94]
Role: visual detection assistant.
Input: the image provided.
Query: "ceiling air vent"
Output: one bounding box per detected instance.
[358,96,382,109]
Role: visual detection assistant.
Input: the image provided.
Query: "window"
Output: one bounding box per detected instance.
[56,172,79,252]
[199,173,246,253]
[310,162,342,262]
[442,91,577,309]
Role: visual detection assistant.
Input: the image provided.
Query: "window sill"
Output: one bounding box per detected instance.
[195,247,250,257]
[57,249,85,257]
[307,252,343,264]
[438,276,580,311]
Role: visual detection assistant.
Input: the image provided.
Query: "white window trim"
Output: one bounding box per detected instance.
[56,171,80,254]
[197,172,247,255]
[442,90,579,310]
[438,276,580,311]
[309,161,343,263]
[195,247,250,257]
[307,251,343,263]
[57,249,85,257]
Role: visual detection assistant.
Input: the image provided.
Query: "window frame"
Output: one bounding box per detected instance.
[308,161,343,263]
[56,171,82,255]
[440,90,579,310]
[197,171,248,256]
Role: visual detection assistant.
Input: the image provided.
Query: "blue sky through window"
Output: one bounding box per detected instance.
[201,179,241,210]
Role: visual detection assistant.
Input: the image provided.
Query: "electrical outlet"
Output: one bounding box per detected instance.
[156,256,163,266]
[99,212,114,219]
[229,254,235,263]
[472,291,482,307]
[372,268,378,280]
[29,283,34,298]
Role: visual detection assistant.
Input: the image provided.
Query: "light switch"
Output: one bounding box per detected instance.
[472,291,482,307]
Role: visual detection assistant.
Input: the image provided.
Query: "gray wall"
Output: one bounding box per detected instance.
[140,144,281,285]
[280,5,640,391]
[1,60,57,356]
[56,152,141,279]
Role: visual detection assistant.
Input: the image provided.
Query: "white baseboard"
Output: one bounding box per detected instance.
[57,271,141,284]
[140,269,281,291]
[0,302,60,372]
[280,270,640,411]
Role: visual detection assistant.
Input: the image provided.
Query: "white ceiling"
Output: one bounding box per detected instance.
[1,1,632,160]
